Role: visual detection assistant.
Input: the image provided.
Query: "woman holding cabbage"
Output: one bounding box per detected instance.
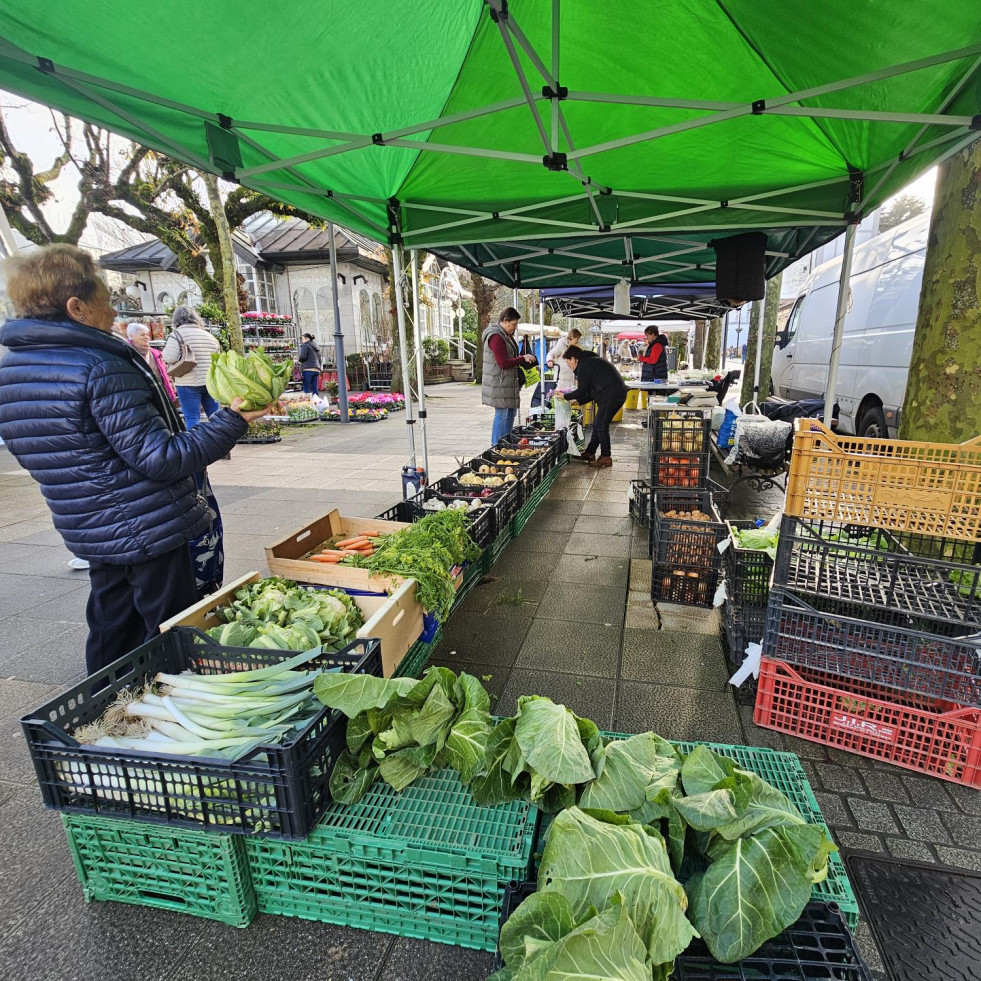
[0,245,272,673]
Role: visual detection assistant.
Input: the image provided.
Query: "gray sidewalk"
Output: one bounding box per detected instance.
[0,388,977,980]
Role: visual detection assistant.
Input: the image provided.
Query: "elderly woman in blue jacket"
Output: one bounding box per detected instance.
[0,245,270,673]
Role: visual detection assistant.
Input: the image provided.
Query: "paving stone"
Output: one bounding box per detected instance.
[847,799,899,834]
[508,531,571,554]
[522,510,575,533]
[836,830,885,852]
[893,804,952,843]
[852,919,887,978]
[899,773,957,810]
[515,620,621,678]
[938,810,981,848]
[382,936,495,981]
[943,781,981,816]
[497,668,615,728]
[630,535,651,559]
[0,576,88,620]
[859,768,912,804]
[572,515,633,536]
[464,577,546,614]
[885,837,936,863]
[655,604,720,635]
[816,763,866,794]
[935,846,981,872]
[614,683,742,743]
[628,559,652,592]
[551,554,629,586]
[536,582,626,625]
[735,705,788,752]
[621,629,729,691]
[813,792,855,829]
[0,677,60,787]
[536,499,584,515]
[624,601,660,630]
[0,624,91,686]
[487,549,559,583]
[563,532,632,558]
[777,734,831,762]
[578,500,631,517]
[437,614,533,668]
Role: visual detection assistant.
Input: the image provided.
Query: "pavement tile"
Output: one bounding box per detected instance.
[859,768,912,804]
[563,533,632,558]
[584,490,627,503]
[943,781,981,816]
[630,536,651,559]
[572,515,633,536]
[536,582,625,625]
[885,837,937,863]
[899,773,958,810]
[0,576,87,620]
[508,531,571,554]
[624,601,660,630]
[522,511,576,534]
[813,792,855,829]
[628,559,652,592]
[852,920,888,978]
[655,604,720,635]
[515,620,621,679]
[847,799,899,834]
[535,499,583,515]
[893,804,952,843]
[836,830,885,852]
[496,669,615,728]
[938,810,981,848]
[816,763,866,794]
[0,677,61,787]
[735,705,788,752]
[0,624,90,686]
[487,550,560,583]
[578,500,631,517]
[20,584,91,623]
[463,577,546,614]
[621,629,729,691]
[551,554,628,587]
[382,936,495,981]
[935,846,981,871]
[437,614,533,668]
[613,682,742,743]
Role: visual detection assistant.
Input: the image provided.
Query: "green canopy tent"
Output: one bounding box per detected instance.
[0,0,978,452]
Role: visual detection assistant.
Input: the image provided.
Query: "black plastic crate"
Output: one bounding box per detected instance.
[498,434,559,470]
[433,473,520,538]
[651,560,718,608]
[376,494,497,550]
[722,599,767,665]
[651,487,727,571]
[21,632,382,838]
[648,408,712,454]
[629,479,651,526]
[467,455,541,507]
[650,449,711,489]
[775,515,981,634]
[724,520,775,610]
[496,883,870,980]
[763,587,981,707]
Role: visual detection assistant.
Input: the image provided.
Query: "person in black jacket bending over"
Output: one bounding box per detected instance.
[638,324,670,381]
[554,345,627,469]
[0,245,272,673]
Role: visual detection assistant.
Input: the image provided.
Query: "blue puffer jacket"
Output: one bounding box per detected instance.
[0,317,248,564]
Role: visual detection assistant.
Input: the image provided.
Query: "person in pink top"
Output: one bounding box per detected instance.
[127,322,177,403]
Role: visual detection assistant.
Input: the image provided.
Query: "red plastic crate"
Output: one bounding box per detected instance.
[754,658,981,788]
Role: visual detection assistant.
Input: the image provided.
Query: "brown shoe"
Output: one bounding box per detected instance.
[589,456,613,468]
[577,452,596,463]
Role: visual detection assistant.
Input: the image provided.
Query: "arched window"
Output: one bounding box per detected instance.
[176,291,188,306]
[157,291,173,311]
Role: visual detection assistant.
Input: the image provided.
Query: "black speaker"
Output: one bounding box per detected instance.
[710,231,767,302]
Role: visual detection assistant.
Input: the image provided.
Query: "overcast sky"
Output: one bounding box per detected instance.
[0,90,939,256]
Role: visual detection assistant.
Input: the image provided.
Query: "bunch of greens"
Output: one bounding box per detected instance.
[206,347,292,409]
[352,509,480,621]
[493,736,837,976]
[207,577,364,652]
[314,667,492,804]
[731,524,780,561]
[471,696,604,813]
[948,568,981,600]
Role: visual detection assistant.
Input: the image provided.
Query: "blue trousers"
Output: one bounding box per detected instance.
[492,406,517,445]
[177,385,220,428]
[301,370,320,395]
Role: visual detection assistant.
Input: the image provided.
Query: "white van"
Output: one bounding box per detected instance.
[771,212,929,438]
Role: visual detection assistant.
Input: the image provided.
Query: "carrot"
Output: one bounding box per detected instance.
[319,548,346,556]
[336,536,370,549]
[310,554,341,563]
[357,530,381,538]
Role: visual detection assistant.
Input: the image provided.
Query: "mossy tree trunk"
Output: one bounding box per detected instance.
[692,320,707,369]
[203,174,244,355]
[385,248,417,398]
[739,272,782,406]
[899,137,981,443]
[706,317,722,371]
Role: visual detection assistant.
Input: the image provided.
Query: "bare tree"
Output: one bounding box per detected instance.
[878,192,928,232]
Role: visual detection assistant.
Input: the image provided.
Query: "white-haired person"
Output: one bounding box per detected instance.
[161,305,221,427]
[127,322,177,404]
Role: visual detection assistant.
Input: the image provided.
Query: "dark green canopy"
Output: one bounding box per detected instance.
[0,1,978,285]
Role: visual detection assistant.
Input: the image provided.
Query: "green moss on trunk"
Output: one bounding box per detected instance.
[740,273,782,406]
[706,318,722,371]
[692,320,706,369]
[899,138,981,443]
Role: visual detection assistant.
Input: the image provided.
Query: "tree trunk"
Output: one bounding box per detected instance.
[739,273,782,406]
[386,248,417,398]
[692,320,707,369]
[668,330,687,364]
[203,174,244,355]
[706,318,722,371]
[470,274,496,384]
[900,138,981,443]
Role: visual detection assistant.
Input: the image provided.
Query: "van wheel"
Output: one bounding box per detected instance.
[857,406,888,438]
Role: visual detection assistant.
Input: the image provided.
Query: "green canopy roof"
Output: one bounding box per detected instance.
[0,1,978,286]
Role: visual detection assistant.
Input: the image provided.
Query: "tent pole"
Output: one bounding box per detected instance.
[410,250,430,481]
[326,222,349,424]
[751,290,767,411]
[391,246,417,469]
[721,312,729,372]
[539,295,546,421]
[824,221,858,427]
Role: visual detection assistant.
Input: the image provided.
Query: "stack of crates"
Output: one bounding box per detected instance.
[721,520,774,666]
[754,420,981,788]
[647,407,728,607]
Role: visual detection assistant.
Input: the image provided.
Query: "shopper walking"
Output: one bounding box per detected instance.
[545,327,582,432]
[0,245,271,673]
[161,305,221,427]
[482,306,536,445]
[554,345,627,468]
[298,332,322,394]
[638,325,670,381]
[127,322,177,403]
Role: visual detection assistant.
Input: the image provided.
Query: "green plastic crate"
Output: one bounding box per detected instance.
[393,625,442,679]
[245,767,537,950]
[63,813,256,927]
[532,736,859,929]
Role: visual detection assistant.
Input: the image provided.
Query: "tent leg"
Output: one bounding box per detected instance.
[751,290,767,411]
[721,312,730,372]
[327,222,349,423]
[410,250,430,481]
[391,246,417,471]
[538,297,546,422]
[825,221,858,427]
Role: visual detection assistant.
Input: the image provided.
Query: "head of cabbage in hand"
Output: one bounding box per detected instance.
[207,348,293,410]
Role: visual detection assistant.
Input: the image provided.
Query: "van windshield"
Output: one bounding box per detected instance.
[778,296,805,349]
